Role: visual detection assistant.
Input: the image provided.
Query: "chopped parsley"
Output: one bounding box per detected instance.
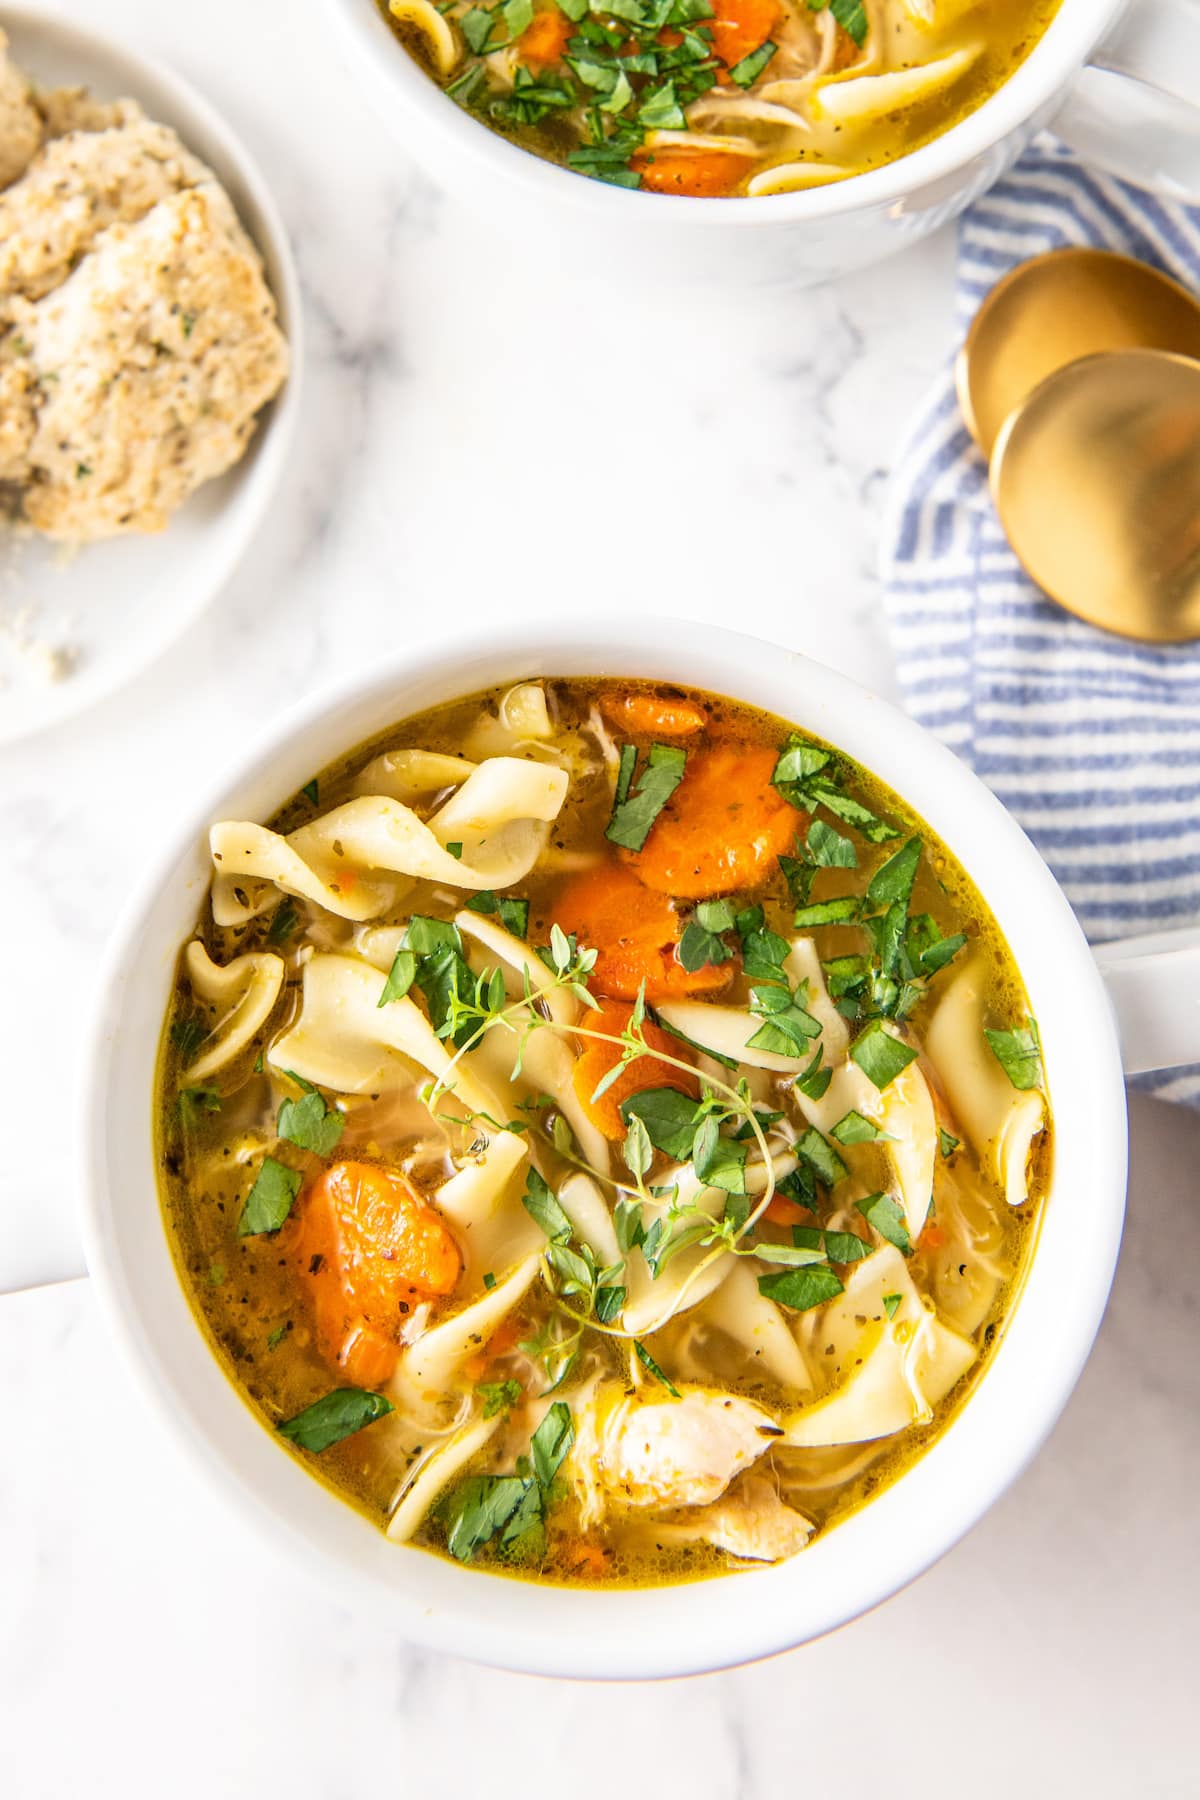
[829,1109,888,1146]
[796,1125,848,1190]
[276,1074,344,1156]
[850,1020,918,1091]
[178,1083,220,1124]
[793,1224,872,1263]
[729,40,776,86]
[169,1016,207,1062]
[466,890,530,938]
[758,1264,844,1313]
[807,0,868,47]
[634,1339,681,1397]
[985,1018,1043,1091]
[606,743,687,852]
[238,1156,302,1237]
[520,1167,574,1243]
[856,1192,913,1256]
[440,1401,574,1562]
[278,1388,393,1453]
[267,900,300,945]
[476,1378,523,1419]
[678,897,737,973]
[378,947,417,1006]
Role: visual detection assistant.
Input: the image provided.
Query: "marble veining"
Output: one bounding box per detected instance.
[0,1,1195,1792]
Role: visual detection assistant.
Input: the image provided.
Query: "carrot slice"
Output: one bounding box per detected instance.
[462,1315,524,1382]
[600,688,708,739]
[632,147,751,199]
[620,742,803,898]
[573,997,699,1140]
[562,1539,611,1578]
[763,1193,811,1227]
[709,0,780,70]
[287,1161,461,1386]
[549,860,732,1001]
[520,6,571,64]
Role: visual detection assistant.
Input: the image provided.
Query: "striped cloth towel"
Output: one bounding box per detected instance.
[880,137,1200,1106]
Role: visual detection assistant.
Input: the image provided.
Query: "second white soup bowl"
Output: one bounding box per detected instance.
[82,621,1199,1676]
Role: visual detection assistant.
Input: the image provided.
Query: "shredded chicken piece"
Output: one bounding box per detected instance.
[650,1475,814,1562]
[570,1384,783,1523]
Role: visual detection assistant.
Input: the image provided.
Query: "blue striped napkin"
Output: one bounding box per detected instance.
[880,137,1200,1106]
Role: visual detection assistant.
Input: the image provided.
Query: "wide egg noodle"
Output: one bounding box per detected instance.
[209,755,568,926]
[697,1258,813,1393]
[389,1251,543,1425]
[810,42,983,126]
[180,941,284,1083]
[795,1048,938,1241]
[782,1246,976,1448]
[266,952,507,1119]
[386,0,460,76]
[387,1412,502,1545]
[924,956,1046,1207]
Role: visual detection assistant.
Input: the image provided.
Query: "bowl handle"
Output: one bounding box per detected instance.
[1052,0,1200,203]
[1094,926,1200,1074]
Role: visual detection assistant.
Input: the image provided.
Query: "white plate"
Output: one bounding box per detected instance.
[0,5,302,745]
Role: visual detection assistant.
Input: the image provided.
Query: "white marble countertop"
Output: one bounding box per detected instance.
[1,1,1198,1792]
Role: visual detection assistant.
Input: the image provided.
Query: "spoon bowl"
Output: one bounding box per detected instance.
[990,347,1200,642]
[957,247,1200,456]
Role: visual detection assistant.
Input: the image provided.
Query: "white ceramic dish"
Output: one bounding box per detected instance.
[325,0,1200,288]
[0,6,302,746]
[71,620,1200,1678]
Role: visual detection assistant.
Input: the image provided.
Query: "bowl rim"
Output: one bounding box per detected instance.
[323,0,1126,226]
[79,620,1128,1678]
[0,2,304,745]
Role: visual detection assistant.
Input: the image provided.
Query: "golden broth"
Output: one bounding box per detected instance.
[157,679,1050,1586]
[376,0,1062,198]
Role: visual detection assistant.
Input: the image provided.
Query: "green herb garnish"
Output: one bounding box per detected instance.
[441,1401,574,1562]
[758,1265,844,1312]
[277,1074,344,1156]
[850,1020,918,1091]
[238,1156,302,1236]
[678,897,737,973]
[378,947,417,1006]
[634,1340,681,1397]
[267,900,300,945]
[466,890,530,937]
[829,1109,888,1146]
[793,1224,871,1263]
[796,1126,848,1189]
[606,744,687,852]
[278,1388,393,1453]
[985,1019,1042,1091]
[856,1192,912,1255]
[476,1378,523,1419]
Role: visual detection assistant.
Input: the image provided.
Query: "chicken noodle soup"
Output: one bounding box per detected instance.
[158,679,1050,1584]
[377,0,1061,197]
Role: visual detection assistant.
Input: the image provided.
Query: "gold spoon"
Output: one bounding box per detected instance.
[957,248,1200,457]
[990,348,1200,643]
